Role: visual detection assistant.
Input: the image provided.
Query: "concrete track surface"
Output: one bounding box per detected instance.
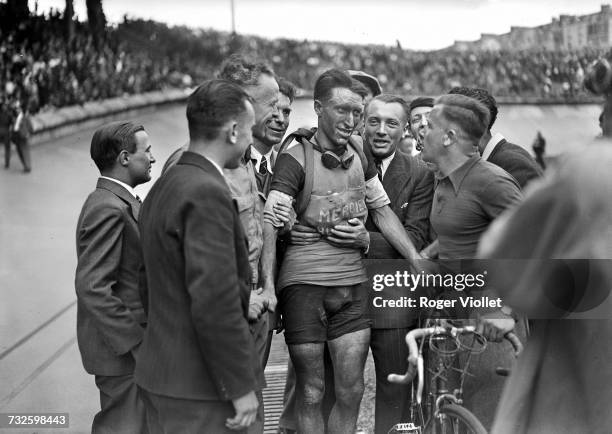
[0,100,602,433]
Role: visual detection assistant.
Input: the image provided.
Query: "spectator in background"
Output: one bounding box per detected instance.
[532,131,546,170]
[349,70,382,134]
[11,99,33,173]
[449,86,543,189]
[408,97,434,152]
[348,70,382,103]
[276,77,297,143]
[1,98,14,169]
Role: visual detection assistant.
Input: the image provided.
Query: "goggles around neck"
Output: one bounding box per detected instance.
[313,143,355,170]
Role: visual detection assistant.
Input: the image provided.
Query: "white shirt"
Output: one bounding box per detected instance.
[249,146,275,174]
[100,176,138,199]
[482,132,506,161]
[378,151,396,179]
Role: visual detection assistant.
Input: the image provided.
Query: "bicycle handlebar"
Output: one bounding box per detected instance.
[387,324,523,404]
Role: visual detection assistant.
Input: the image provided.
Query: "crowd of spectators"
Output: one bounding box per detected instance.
[0,7,607,118]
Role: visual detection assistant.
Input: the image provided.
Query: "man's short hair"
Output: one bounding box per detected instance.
[448,86,498,130]
[409,97,434,114]
[435,94,490,143]
[313,68,356,102]
[217,53,275,87]
[348,70,382,97]
[366,93,410,123]
[186,79,252,141]
[277,77,297,102]
[90,121,145,172]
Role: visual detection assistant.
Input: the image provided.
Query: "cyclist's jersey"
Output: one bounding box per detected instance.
[270,134,389,290]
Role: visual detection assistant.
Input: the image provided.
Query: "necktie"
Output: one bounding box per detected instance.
[375,159,383,181]
[259,155,268,175]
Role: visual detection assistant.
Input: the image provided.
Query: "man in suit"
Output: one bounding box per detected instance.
[449,87,543,189]
[75,121,156,433]
[136,79,263,433]
[364,94,435,434]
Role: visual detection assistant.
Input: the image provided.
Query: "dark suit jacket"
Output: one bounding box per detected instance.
[366,150,434,256]
[135,151,263,401]
[75,178,146,376]
[365,151,435,329]
[488,139,543,189]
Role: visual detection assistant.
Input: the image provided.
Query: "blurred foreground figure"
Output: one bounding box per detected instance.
[479,142,612,434]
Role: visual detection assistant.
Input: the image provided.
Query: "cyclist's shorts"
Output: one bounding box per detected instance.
[279,283,371,345]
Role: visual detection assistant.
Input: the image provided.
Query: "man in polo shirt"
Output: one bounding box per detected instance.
[449,86,543,189]
[261,69,421,434]
[420,93,522,429]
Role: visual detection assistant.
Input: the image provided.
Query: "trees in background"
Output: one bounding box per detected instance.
[86,0,106,48]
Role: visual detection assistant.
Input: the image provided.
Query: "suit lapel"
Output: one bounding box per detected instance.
[96,178,140,221]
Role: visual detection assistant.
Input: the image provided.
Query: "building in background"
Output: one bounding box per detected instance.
[450,4,612,51]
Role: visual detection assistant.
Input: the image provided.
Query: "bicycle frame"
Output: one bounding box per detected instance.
[388,319,488,434]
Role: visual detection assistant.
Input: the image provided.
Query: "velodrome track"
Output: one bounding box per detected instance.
[0,100,602,433]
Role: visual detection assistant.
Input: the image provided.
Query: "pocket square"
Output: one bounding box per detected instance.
[400,202,409,209]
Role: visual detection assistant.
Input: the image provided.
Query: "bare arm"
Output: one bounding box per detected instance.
[261,190,293,297]
[261,221,279,296]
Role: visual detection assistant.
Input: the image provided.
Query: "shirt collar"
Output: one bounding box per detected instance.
[249,145,274,173]
[100,176,137,199]
[205,157,225,178]
[379,152,395,178]
[482,132,505,161]
[441,154,481,193]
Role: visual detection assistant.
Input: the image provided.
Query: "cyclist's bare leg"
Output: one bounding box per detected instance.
[327,328,370,434]
[288,342,325,433]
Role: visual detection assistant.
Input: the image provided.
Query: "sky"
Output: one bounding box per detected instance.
[31,0,611,51]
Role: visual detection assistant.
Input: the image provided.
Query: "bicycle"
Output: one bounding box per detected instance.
[386,318,523,434]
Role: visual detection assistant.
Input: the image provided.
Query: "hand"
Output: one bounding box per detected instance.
[476,312,515,343]
[273,201,293,225]
[327,218,369,249]
[420,240,439,260]
[226,390,259,430]
[288,224,321,245]
[248,290,267,322]
[260,285,277,313]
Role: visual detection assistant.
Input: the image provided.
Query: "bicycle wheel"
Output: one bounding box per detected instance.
[425,403,487,434]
